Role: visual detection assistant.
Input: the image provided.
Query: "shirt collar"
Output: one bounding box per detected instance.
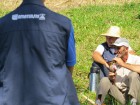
[22,0,44,6]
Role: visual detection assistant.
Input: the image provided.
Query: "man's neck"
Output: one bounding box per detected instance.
[22,0,44,6]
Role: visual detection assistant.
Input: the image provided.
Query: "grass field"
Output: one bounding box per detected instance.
[0,0,140,104]
[61,2,140,104]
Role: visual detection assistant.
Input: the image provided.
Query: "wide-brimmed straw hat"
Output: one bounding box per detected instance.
[101,26,121,37]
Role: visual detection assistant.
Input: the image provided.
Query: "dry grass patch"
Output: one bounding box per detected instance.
[0,0,139,12]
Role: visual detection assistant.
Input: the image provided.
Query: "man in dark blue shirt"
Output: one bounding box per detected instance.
[0,0,80,105]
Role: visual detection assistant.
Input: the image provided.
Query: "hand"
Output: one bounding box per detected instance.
[107,61,117,72]
[109,63,117,73]
[113,57,124,67]
[108,71,116,83]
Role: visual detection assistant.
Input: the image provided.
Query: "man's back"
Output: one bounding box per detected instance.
[0,0,79,105]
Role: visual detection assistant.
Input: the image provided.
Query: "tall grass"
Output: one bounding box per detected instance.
[1,1,140,105]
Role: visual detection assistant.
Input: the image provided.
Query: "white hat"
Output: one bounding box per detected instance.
[101,26,121,37]
[112,38,129,47]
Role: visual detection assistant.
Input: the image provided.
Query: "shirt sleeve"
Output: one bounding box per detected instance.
[66,24,76,66]
[134,56,140,64]
[95,44,105,55]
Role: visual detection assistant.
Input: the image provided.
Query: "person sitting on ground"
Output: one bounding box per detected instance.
[95,38,140,105]
[92,26,135,78]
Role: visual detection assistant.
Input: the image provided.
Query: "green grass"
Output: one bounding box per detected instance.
[0,9,9,17]
[60,2,140,104]
[1,2,140,105]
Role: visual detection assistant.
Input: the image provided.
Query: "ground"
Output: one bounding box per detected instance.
[0,0,137,12]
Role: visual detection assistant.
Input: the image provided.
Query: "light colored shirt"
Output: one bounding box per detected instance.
[115,54,140,90]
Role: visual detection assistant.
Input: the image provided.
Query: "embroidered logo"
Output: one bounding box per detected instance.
[12,14,46,20]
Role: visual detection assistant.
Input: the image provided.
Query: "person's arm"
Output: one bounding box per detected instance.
[108,71,116,83]
[113,57,140,73]
[92,51,109,68]
[67,66,74,74]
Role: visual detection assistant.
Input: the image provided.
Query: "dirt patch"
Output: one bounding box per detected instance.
[46,0,95,11]
[0,0,139,12]
[45,0,135,11]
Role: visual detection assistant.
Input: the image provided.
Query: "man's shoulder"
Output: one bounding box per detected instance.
[95,44,105,54]
[129,54,140,58]
[48,10,71,23]
[129,54,140,59]
[128,54,140,63]
[101,42,110,50]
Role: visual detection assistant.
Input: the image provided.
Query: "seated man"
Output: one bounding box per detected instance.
[92,26,135,78]
[95,38,140,105]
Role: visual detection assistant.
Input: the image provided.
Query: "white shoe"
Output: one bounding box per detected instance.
[131,98,137,105]
[95,99,102,105]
